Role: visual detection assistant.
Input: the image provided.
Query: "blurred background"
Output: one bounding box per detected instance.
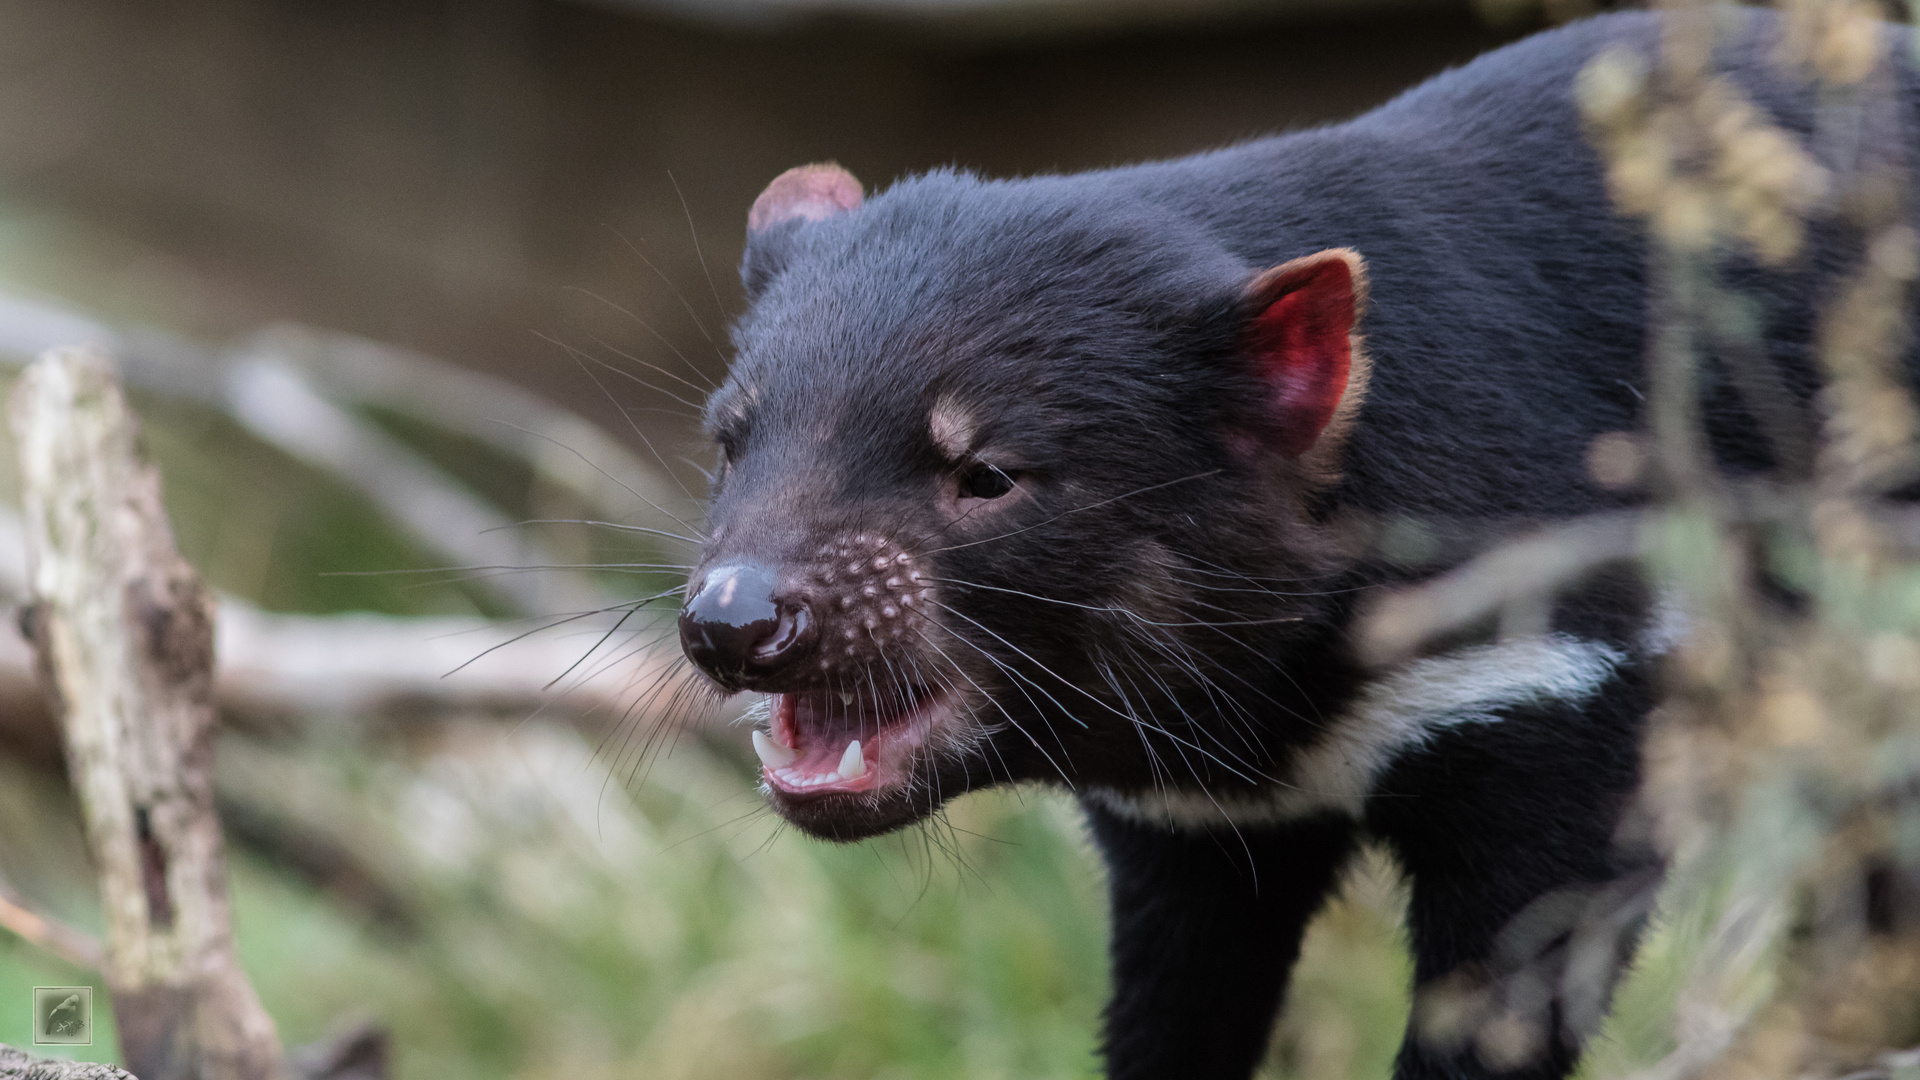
[0,0,1712,1078]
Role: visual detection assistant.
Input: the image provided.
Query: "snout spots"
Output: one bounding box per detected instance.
[812,532,933,669]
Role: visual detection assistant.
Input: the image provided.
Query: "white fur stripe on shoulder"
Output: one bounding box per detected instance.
[1085,633,1626,831]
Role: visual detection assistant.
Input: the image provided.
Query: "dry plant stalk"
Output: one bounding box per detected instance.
[10,347,283,1080]
[1369,2,1920,1074]
[1577,2,1920,1077]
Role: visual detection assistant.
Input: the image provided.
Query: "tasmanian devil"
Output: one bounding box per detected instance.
[672,8,1919,1079]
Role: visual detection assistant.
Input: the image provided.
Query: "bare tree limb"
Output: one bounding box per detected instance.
[1357,511,1647,667]
[0,502,685,728]
[241,324,696,534]
[211,602,686,722]
[0,889,103,971]
[222,359,608,616]
[1355,492,1920,669]
[11,347,283,1080]
[0,288,692,618]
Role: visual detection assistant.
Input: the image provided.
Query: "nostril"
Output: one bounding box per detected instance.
[753,604,810,661]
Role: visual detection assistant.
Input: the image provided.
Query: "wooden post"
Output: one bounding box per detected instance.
[10,348,284,1080]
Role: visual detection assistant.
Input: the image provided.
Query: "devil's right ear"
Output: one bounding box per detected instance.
[740,163,863,298]
[1232,248,1371,484]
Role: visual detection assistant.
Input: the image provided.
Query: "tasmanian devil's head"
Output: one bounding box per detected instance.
[677,163,1371,841]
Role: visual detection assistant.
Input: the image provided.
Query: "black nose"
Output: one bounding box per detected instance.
[679,563,813,688]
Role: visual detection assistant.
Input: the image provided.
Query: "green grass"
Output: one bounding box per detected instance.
[5,704,1706,1080]
[216,724,1112,1080]
[210,719,1427,1080]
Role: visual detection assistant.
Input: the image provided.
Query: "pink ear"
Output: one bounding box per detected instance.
[1244,249,1367,458]
[748,163,863,233]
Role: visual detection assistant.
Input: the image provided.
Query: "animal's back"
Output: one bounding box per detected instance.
[1114,9,1915,524]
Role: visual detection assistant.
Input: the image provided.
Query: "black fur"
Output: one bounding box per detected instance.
[1088,809,1358,1080]
[680,10,1920,1079]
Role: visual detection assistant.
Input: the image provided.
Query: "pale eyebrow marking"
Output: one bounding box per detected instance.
[708,382,758,434]
[930,395,977,459]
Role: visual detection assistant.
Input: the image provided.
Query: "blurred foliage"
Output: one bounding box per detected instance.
[1561,4,1920,1079]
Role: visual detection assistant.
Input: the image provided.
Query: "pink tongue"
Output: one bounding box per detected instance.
[774,692,866,774]
[794,696,862,771]
[774,687,925,778]
[791,734,857,774]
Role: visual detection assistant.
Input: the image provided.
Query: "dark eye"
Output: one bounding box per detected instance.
[960,463,1015,500]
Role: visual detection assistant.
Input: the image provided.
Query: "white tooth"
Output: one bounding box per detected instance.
[839,740,867,779]
[752,729,796,769]
[840,692,854,706]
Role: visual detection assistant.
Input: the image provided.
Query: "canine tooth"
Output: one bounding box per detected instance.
[752,729,796,769]
[839,740,867,779]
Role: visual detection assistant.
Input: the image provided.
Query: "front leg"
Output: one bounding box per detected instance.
[1084,802,1358,1080]
[1366,680,1658,1080]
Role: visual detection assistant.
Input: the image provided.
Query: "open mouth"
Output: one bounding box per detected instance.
[752,686,944,796]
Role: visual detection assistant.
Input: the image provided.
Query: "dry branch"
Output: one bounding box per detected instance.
[0,500,681,729]
[11,348,283,1080]
[1356,510,1647,666]
[241,324,692,535]
[221,359,610,616]
[0,888,103,971]
[0,288,692,619]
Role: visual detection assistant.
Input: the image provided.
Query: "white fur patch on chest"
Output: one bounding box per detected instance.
[1084,633,1627,831]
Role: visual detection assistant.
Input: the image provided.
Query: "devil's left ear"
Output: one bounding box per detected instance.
[741,163,864,298]
[1241,248,1370,466]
